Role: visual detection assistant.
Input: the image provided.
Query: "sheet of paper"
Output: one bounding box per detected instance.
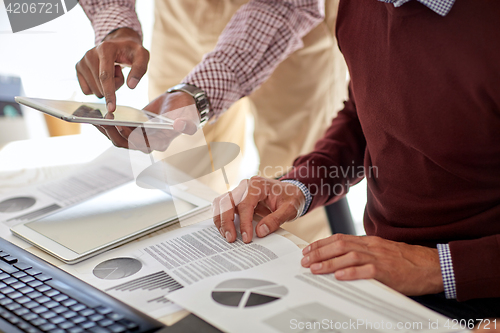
[61,219,300,319]
[168,251,463,333]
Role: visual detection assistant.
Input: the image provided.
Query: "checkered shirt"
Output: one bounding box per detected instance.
[437,243,457,299]
[378,0,455,16]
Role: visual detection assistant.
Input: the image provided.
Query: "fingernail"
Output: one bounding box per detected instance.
[259,224,270,237]
[302,246,311,255]
[225,231,232,242]
[219,228,224,237]
[107,102,113,112]
[242,232,249,243]
[335,270,345,278]
[178,120,187,132]
[301,256,310,266]
[129,78,139,89]
[311,263,322,271]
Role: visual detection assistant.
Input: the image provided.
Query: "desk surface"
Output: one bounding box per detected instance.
[0,134,308,328]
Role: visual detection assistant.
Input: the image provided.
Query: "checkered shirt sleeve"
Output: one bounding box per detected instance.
[437,243,457,299]
[378,0,455,16]
[79,0,142,45]
[281,180,312,217]
[182,0,325,119]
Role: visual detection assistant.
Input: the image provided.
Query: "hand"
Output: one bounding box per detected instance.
[95,91,200,153]
[301,234,444,296]
[212,176,305,244]
[76,28,150,112]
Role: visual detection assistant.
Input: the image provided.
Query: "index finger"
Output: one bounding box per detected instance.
[97,49,118,112]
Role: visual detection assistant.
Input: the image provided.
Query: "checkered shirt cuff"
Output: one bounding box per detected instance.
[378,0,455,16]
[437,243,457,299]
[281,180,312,218]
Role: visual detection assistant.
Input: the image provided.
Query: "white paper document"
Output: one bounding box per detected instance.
[168,251,461,333]
[61,219,300,319]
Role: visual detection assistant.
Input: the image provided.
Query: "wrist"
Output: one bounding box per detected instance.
[104,27,142,44]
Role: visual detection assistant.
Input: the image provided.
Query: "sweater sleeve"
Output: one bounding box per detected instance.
[281,83,366,210]
[449,235,500,301]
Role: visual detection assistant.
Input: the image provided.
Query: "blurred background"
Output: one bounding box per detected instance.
[0,0,367,235]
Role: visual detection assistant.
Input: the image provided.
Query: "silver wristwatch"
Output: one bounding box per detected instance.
[167,83,210,125]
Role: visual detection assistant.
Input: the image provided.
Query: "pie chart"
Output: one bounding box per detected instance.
[93,258,143,280]
[0,197,36,213]
[211,279,288,308]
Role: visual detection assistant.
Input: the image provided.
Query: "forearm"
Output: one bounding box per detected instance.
[79,0,142,44]
[281,84,366,212]
[183,0,325,118]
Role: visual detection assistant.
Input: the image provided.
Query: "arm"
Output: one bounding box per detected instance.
[183,0,325,118]
[79,0,142,44]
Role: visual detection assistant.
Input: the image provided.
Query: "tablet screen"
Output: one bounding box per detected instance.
[25,182,196,254]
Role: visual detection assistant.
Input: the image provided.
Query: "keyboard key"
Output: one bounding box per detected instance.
[108,324,127,333]
[15,296,32,304]
[3,255,18,264]
[106,313,123,321]
[7,291,23,299]
[70,303,86,312]
[0,286,15,294]
[13,307,30,316]
[71,316,86,324]
[36,284,51,293]
[22,312,38,321]
[48,329,65,333]
[27,291,43,299]
[44,289,60,297]
[32,306,48,314]
[0,260,17,273]
[79,308,95,317]
[117,319,139,330]
[52,294,68,302]
[41,311,57,319]
[30,317,48,326]
[5,302,21,311]
[39,323,56,331]
[12,271,27,279]
[11,281,27,289]
[61,298,77,307]
[98,319,114,327]
[62,311,78,319]
[20,275,35,283]
[68,327,85,333]
[58,321,75,329]
[19,286,35,294]
[13,262,32,271]
[89,326,111,333]
[0,282,6,289]
[45,301,59,309]
[3,277,18,285]
[28,280,43,288]
[89,314,104,322]
[50,316,66,325]
[24,301,39,309]
[36,274,52,282]
[35,295,51,304]
[95,306,113,315]
[0,298,13,306]
[52,306,67,314]
[26,269,42,276]
[16,321,32,330]
[0,273,9,280]
[80,321,96,329]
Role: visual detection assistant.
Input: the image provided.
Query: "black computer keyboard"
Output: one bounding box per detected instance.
[0,238,164,333]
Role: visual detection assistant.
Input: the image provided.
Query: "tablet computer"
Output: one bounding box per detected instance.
[11,182,211,264]
[15,97,174,129]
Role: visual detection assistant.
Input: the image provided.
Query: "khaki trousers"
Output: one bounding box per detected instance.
[148,0,348,243]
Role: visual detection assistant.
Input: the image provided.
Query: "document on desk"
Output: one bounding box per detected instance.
[0,147,134,232]
[60,219,300,319]
[168,251,461,333]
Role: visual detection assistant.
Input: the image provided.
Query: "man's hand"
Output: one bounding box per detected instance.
[212,177,305,244]
[95,91,200,153]
[76,28,150,112]
[301,234,444,296]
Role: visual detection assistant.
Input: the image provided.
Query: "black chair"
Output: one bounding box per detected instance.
[324,197,357,235]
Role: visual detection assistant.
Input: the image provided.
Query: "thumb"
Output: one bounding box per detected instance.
[173,118,198,135]
[255,203,298,238]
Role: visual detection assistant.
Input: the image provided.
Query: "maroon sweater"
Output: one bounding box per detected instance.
[284,0,500,301]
